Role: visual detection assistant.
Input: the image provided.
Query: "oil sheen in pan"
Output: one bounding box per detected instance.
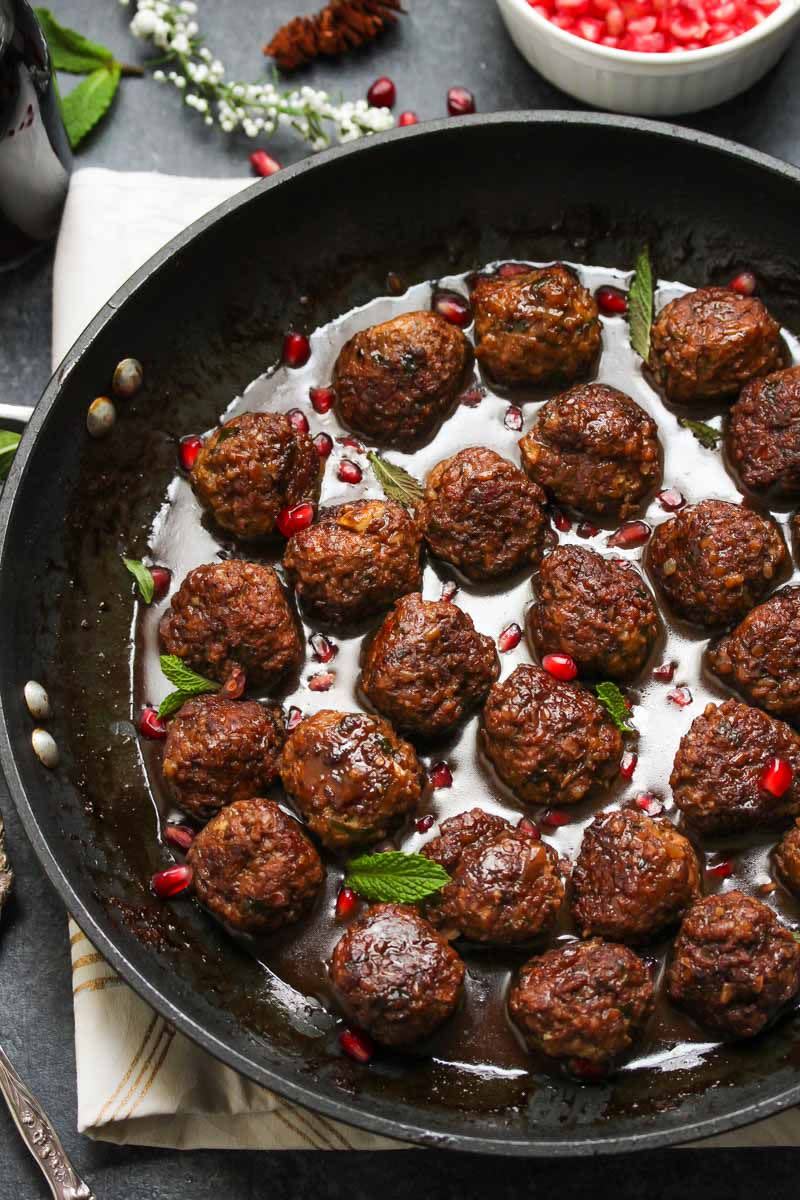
[133,262,800,1098]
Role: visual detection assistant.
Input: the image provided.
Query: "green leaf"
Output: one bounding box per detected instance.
[157,690,192,720]
[160,655,220,696]
[367,452,424,509]
[0,431,21,482]
[628,247,653,361]
[35,8,114,73]
[60,63,121,149]
[344,851,450,904]
[122,557,154,605]
[595,681,635,735]
[679,417,722,450]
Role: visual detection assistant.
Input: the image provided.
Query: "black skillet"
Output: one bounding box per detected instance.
[2,113,800,1156]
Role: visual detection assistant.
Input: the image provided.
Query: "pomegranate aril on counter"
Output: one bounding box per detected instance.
[366,75,396,108]
[667,686,692,707]
[607,521,651,549]
[432,290,472,327]
[504,405,523,432]
[287,407,310,434]
[286,705,304,732]
[338,459,363,484]
[164,823,195,851]
[314,432,334,459]
[178,434,203,471]
[151,864,193,899]
[447,86,475,115]
[729,270,757,296]
[653,661,676,682]
[308,671,335,692]
[542,653,578,681]
[657,488,686,511]
[429,761,453,789]
[706,858,734,880]
[551,506,572,533]
[139,706,167,740]
[335,887,358,921]
[249,150,281,177]
[339,1027,375,1064]
[282,332,311,368]
[310,632,337,663]
[760,757,794,798]
[595,284,628,316]
[415,814,435,833]
[337,434,364,451]
[541,808,571,828]
[440,580,459,602]
[517,817,541,839]
[459,384,486,407]
[527,0,778,50]
[276,501,315,537]
[498,623,522,652]
[620,751,638,780]
[398,110,418,126]
[150,566,171,600]
[309,385,334,413]
[635,792,663,817]
[576,520,598,539]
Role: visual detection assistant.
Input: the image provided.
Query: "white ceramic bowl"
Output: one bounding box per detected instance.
[496,0,800,114]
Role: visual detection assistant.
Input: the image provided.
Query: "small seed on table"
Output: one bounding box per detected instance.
[32,728,59,768]
[24,680,51,720]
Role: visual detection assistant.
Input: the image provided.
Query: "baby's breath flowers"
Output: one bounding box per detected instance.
[119,0,395,147]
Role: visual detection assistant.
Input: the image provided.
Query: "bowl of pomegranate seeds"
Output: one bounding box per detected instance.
[496,0,800,114]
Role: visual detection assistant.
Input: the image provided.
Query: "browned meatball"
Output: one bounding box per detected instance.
[283,499,421,626]
[278,709,423,852]
[528,546,659,681]
[649,287,784,405]
[706,587,800,725]
[472,264,601,388]
[187,797,323,934]
[162,695,285,823]
[648,499,787,628]
[508,939,654,1070]
[421,809,564,945]
[773,820,800,895]
[332,311,472,450]
[418,447,548,581]
[667,891,800,1039]
[670,699,800,835]
[481,665,622,808]
[727,366,800,495]
[518,384,661,519]
[191,411,321,540]
[571,808,701,944]
[329,903,465,1046]
[159,560,303,689]
[360,593,499,738]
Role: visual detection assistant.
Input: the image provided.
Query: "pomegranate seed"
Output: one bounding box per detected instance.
[249,150,281,177]
[335,886,358,920]
[276,501,315,538]
[282,332,311,368]
[459,384,486,407]
[339,1027,375,1064]
[653,661,676,682]
[576,520,599,538]
[667,686,692,707]
[498,623,522,653]
[286,705,304,732]
[657,487,686,512]
[429,761,453,789]
[620,751,638,779]
[308,671,335,692]
[607,521,651,549]
[151,864,193,899]
[729,271,757,296]
[164,823,195,851]
[310,633,337,663]
[314,432,334,459]
[760,757,794,798]
[504,405,523,432]
[398,110,418,126]
[707,858,733,880]
[139,706,167,740]
[517,816,541,839]
[551,507,572,533]
[150,566,171,600]
[497,262,531,278]
[635,792,663,816]
[287,407,309,434]
[367,76,396,108]
[596,287,628,318]
[447,86,475,115]
[309,386,334,413]
[338,459,363,485]
[541,808,571,828]
[432,290,472,327]
[568,1058,608,1082]
[415,814,435,833]
[178,434,203,471]
[220,666,246,699]
[440,580,458,602]
[337,435,364,451]
[542,652,579,681]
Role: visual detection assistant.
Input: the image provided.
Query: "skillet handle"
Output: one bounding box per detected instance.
[0,1045,95,1200]
[0,404,34,424]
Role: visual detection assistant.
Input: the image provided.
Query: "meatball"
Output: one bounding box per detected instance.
[472,263,601,388]
[727,366,800,495]
[648,499,787,628]
[670,699,800,835]
[159,560,303,688]
[332,310,473,450]
[360,593,499,738]
[706,587,800,725]
[773,820,800,895]
[187,797,323,934]
[571,808,701,944]
[190,411,321,540]
[162,695,285,823]
[418,447,549,581]
[278,709,423,852]
[649,287,784,405]
[667,891,800,1039]
[528,546,659,681]
[481,665,622,807]
[421,808,564,945]
[329,903,465,1046]
[283,499,421,626]
[508,939,654,1069]
[518,384,661,519]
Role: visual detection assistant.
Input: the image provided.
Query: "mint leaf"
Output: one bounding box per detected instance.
[679,417,721,450]
[344,851,450,904]
[160,655,219,696]
[367,452,424,509]
[157,690,193,720]
[122,557,154,605]
[60,63,121,149]
[595,681,635,734]
[0,431,21,482]
[35,9,114,73]
[628,247,653,361]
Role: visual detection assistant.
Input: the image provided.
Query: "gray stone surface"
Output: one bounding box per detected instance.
[2,1,800,1195]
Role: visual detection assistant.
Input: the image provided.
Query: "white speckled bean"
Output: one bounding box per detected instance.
[24,680,51,720]
[112,357,144,399]
[32,728,59,768]
[86,396,116,438]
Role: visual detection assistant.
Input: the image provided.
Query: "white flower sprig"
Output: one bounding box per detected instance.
[119,0,395,148]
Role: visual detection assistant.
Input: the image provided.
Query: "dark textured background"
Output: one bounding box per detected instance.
[3,1,800,1196]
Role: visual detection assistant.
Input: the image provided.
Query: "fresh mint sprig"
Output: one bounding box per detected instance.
[158,654,219,719]
[628,246,654,361]
[122,557,154,604]
[344,851,450,904]
[595,681,635,735]
[367,452,424,509]
[679,417,722,450]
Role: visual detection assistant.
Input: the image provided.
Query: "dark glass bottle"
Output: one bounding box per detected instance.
[0,0,71,270]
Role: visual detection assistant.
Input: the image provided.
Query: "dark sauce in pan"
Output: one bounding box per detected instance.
[132,262,800,1104]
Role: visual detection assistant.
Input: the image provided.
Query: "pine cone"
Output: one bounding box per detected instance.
[264,0,404,72]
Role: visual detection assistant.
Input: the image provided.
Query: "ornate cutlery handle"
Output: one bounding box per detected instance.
[0,1045,94,1200]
